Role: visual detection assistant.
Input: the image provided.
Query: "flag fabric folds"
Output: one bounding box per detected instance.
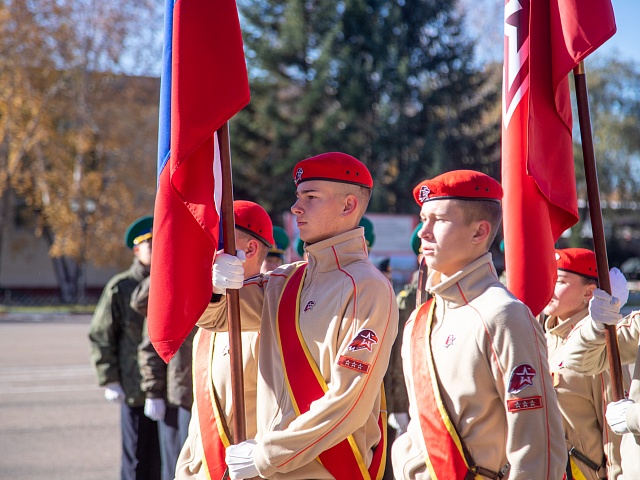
[501,0,615,316]
[148,0,250,362]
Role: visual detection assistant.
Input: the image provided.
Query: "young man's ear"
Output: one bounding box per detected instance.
[244,238,259,260]
[342,194,359,217]
[471,220,492,246]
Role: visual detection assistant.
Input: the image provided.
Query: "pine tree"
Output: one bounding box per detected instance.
[231,0,500,214]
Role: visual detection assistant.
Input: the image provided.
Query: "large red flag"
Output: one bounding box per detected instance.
[502,0,615,316]
[148,0,250,362]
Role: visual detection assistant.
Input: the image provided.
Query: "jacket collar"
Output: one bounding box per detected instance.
[130,259,150,281]
[427,253,498,308]
[305,227,369,273]
[545,308,588,339]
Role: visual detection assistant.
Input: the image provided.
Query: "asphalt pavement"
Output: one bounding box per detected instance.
[0,313,120,480]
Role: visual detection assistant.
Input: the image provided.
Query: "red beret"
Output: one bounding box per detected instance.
[413,170,503,206]
[293,152,373,188]
[234,200,274,247]
[555,248,598,279]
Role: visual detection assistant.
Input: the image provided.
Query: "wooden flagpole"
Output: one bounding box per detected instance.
[217,121,248,442]
[416,257,428,308]
[573,61,625,401]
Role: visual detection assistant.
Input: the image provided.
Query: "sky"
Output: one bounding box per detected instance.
[137,0,638,77]
[463,0,640,66]
[592,0,640,64]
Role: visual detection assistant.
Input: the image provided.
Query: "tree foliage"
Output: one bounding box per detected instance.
[572,57,640,201]
[566,56,640,264]
[0,0,161,302]
[6,0,640,299]
[231,0,501,215]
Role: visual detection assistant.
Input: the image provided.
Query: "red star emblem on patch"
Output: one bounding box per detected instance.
[508,363,536,394]
[347,329,379,352]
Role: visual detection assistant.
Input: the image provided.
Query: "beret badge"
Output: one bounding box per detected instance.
[294,167,304,185]
[418,185,431,203]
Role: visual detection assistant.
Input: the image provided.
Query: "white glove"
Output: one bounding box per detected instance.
[212,251,246,295]
[388,412,410,435]
[610,267,629,310]
[104,382,125,403]
[144,397,166,421]
[589,289,622,331]
[225,439,259,479]
[606,399,634,435]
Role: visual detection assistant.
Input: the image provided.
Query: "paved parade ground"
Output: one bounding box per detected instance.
[1,298,639,480]
[0,313,120,480]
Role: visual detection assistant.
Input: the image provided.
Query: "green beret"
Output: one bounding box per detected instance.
[360,216,375,249]
[411,222,422,256]
[124,215,153,249]
[295,236,305,257]
[268,226,290,258]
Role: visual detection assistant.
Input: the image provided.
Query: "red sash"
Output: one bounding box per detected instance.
[194,328,231,479]
[276,263,386,480]
[411,299,479,480]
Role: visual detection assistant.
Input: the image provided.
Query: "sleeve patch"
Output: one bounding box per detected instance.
[507,363,537,394]
[347,328,379,352]
[507,396,543,412]
[338,355,371,374]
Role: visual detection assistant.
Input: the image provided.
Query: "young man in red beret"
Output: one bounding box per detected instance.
[391,170,566,479]
[561,267,640,478]
[202,152,398,479]
[174,200,273,480]
[543,248,629,479]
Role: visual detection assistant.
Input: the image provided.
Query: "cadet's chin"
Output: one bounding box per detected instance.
[542,303,556,317]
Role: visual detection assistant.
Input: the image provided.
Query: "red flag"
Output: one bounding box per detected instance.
[148,0,250,362]
[501,0,615,316]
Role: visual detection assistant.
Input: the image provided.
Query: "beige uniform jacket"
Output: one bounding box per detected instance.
[545,311,625,479]
[563,311,640,479]
[392,253,566,480]
[197,228,398,479]
[175,274,263,480]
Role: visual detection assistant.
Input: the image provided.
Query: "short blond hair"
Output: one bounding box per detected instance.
[332,183,372,221]
[450,199,502,247]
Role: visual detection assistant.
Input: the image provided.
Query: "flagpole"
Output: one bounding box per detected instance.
[573,61,625,401]
[416,257,428,308]
[218,121,248,442]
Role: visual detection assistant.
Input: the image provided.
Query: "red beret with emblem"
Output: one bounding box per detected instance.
[555,248,598,279]
[413,170,503,206]
[293,152,373,188]
[234,200,274,247]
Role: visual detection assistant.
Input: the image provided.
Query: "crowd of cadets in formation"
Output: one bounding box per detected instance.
[89,152,640,480]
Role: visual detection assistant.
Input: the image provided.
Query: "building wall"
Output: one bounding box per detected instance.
[0,222,118,290]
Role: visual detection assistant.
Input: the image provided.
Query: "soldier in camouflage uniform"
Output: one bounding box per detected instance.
[132,276,196,480]
[89,215,161,480]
